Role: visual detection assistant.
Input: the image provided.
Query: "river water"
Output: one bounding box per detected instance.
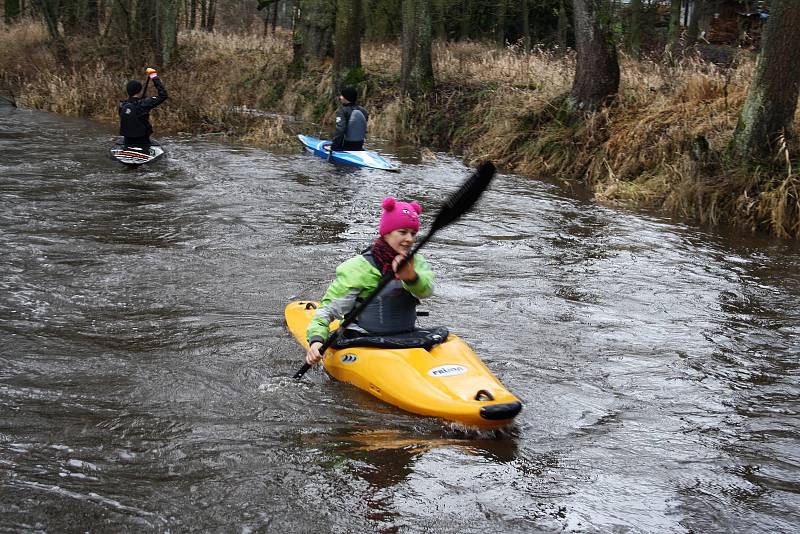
[1,103,799,533]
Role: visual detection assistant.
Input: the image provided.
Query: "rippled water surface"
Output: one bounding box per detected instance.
[2,104,799,532]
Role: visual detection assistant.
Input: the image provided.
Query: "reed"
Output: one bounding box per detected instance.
[2,21,798,238]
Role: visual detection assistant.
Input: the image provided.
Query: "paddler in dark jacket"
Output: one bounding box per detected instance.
[305,197,434,366]
[329,86,368,151]
[119,67,168,149]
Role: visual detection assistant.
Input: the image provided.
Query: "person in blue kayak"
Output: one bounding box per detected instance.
[305,197,434,366]
[325,86,369,152]
[119,67,168,149]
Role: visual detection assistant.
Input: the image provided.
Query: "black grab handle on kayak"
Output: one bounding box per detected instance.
[475,389,495,401]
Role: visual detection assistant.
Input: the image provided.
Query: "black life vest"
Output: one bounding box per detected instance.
[355,251,419,334]
[119,100,148,138]
[345,107,367,142]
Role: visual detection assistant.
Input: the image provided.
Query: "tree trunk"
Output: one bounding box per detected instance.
[570,0,620,112]
[160,0,179,66]
[628,0,642,59]
[459,0,471,41]
[63,0,79,36]
[685,0,707,47]
[63,0,99,37]
[36,0,70,63]
[521,0,530,51]
[189,0,196,29]
[665,0,682,58]
[433,0,446,41]
[86,0,99,33]
[5,0,21,23]
[733,0,800,159]
[291,0,335,70]
[107,0,132,50]
[333,0,362,92]
[132,0,159,65]
[206,0,216,32]
[557,0,569,51]
[401,0,434,95]
[200,0,207,29]
[271,0,279,33]
[496,0,506,47]
[683,0,689,27]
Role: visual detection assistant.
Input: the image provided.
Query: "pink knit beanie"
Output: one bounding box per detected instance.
[378,197,422,235]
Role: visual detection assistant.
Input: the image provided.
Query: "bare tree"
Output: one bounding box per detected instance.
[333,0,362,92]
[627,0,642,59]
[34,0,70,63]
[496,0,506,46]
[190,0,197,29]
[160,0,179,65]
[401,0,434,95]
[570,0,619,112]
[5,0,21,23]
[206,0,216,31]
[557,0,569,51]
[291,0,335,71]
[685,0,713,48]
[733,0,800,159]
[62,0,99,37]
[521,0,531,51]
[665,0,681,58]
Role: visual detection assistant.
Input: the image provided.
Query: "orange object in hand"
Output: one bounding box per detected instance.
[145,67,158,79]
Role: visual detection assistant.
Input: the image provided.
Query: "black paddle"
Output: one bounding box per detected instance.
[293,160,497,379]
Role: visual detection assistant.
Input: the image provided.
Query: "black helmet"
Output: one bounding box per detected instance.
[126,80,143,97]
[340,86,357,104]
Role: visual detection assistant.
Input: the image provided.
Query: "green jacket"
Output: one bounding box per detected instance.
[307,253,434,343]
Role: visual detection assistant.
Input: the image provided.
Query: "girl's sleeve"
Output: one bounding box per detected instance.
[306,257,376,343]
[402,253,434,299]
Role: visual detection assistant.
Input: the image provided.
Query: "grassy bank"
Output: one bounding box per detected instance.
[2,21,798,239]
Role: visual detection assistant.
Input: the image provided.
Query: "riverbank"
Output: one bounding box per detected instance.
[2,21,798,239]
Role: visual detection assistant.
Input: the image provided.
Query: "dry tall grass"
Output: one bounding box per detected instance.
[2,21,798,238]
[1,23,297,146]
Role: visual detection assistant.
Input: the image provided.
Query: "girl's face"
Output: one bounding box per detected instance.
[383,228,417,255]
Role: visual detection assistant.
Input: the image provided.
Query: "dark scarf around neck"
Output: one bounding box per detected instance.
[369,237,399,274]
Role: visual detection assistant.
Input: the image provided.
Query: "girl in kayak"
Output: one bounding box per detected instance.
[305,197,434,366]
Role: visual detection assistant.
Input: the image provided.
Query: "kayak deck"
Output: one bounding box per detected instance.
[297,134,399,172]
[110,136,164,166]
[285,300,522,429]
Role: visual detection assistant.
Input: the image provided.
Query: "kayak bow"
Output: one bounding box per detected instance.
[297,134,399,172]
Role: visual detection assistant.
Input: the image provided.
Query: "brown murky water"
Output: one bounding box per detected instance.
[2,103,799,532]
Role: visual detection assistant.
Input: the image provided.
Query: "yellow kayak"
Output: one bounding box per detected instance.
[285,300,522,429]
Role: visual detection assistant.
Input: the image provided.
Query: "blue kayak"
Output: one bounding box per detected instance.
[297,134,399,172]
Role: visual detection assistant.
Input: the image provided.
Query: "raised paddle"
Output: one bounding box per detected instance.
[293,160,497,379]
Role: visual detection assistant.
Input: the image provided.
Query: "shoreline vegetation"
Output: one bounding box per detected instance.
[2,21,799,239]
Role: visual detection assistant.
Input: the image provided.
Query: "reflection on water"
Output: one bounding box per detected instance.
[2,103,800,532]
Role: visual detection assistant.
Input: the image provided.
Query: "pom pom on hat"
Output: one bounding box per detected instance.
[379,197,422,235]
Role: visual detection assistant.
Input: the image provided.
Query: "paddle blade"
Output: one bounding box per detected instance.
[293,363,311,379]
[430,161,496,232]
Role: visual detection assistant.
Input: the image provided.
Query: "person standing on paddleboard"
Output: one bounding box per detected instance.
[119,67,168,149]
[305,197,434,366]
[325,86,368,152]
